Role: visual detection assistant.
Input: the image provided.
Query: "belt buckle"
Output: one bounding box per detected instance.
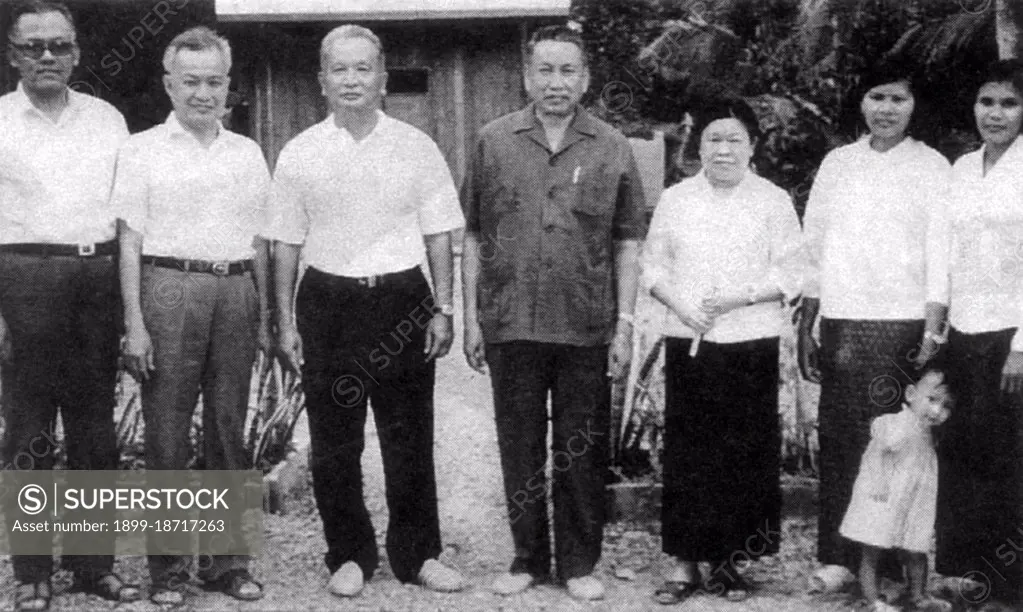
[77,243,95,256]
[211,261,229,276]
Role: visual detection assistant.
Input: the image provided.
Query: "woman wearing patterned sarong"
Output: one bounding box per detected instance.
[798,63,952,588]
[643,98,804,605]
[937,60,1023,608]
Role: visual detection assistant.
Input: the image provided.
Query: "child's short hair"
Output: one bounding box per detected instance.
[912,368,955,411]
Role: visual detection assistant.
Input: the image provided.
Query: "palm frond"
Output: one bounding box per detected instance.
[907,10,992,67]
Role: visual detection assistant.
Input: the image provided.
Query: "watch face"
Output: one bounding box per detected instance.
[440,304,455,316]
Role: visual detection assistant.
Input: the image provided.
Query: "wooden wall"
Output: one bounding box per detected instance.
[0,7,544,182]
[229,19,540,182]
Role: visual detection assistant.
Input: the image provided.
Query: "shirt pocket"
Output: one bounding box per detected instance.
[481,180,520,230]
[573,165,617,218]
[572,166,617,272]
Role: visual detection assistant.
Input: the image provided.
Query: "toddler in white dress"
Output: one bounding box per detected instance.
[839,369,952,611]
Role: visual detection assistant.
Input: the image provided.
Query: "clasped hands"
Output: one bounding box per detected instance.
[671,286,749,335]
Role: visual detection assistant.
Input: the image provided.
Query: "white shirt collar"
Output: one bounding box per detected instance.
[979,134,1023,174]
[12,81,84,123]
[162,111,226,146]
[325,109,390,143]
[856,133,919,158]
[694,166,763,200]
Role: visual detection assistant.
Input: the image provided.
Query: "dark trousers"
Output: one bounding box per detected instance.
[661,337,782,562]
[296,266,441,583]
[936,327,1023,603]
[816,318,922,579]
[0,253,120,583]
[140,266,257,584]
[485,341,609,582]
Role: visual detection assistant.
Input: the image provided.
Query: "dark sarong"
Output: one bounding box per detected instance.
[936,327,1023,604]
[816,318,924,571]
[661,337,782,562]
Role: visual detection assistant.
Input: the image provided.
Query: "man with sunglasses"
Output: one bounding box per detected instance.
[0,2,134,611]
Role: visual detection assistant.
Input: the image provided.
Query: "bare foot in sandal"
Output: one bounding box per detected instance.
[14,580,51,612]
[73,572,140,602]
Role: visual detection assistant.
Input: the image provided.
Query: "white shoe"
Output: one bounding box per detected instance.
[417,558,466,593]
[491,572,535,595]
[808,564,855,594]
[567,575,605,601]
[328,561,364,598]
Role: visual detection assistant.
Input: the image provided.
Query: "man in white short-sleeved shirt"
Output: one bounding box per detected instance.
[265,24,465,600]
[0,3,137,610]
[114,26,268,606]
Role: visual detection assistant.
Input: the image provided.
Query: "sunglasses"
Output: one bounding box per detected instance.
[11,40,76,60]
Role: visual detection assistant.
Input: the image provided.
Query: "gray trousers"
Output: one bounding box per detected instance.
[139,265,257,584]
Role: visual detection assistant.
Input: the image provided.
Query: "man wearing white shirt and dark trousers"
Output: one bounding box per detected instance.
[0,3,138,610]
[115,27,269,605]
[267,25,466,598]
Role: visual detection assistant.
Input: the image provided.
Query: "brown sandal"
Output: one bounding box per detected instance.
[15,580,50,612]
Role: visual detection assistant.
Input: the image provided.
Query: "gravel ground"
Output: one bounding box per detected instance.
[0,281,988,611]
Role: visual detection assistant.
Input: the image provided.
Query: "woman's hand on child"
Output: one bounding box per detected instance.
[1001,350,1023,394]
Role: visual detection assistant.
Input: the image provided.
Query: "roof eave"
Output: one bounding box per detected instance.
[217,7,569,22]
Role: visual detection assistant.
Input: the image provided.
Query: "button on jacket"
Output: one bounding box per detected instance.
[462,104,647,346]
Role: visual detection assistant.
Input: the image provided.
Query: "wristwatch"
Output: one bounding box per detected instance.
[923,329,947,345]
[438,303,455,317]
[745,283,758,305]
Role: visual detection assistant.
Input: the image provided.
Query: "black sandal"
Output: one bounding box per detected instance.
[73,572,141,602]
[715,572,751,602]
[654,580,699,605]
[203,569,264,601]
[15,580,51,612]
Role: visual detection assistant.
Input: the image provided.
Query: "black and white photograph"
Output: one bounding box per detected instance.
[0,0,1021,610]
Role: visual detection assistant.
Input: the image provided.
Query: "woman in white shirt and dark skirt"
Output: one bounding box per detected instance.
[936,59,1023,607]
[798,62,952,589]
[642,98,804,605]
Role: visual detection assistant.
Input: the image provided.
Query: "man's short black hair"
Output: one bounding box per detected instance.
[8,1,76,41]
[526,24,587,67]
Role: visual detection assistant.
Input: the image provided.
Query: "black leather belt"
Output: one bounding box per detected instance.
[336,269,415,288]
[0,240,117,257]
[143,256,253,276]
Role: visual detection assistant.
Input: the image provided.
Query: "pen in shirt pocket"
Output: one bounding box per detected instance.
[572,166,581,184]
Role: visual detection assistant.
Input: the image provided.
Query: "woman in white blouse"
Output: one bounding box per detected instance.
[797,64,952,589]
[936,60,1023,607]
[642,98,803,604]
